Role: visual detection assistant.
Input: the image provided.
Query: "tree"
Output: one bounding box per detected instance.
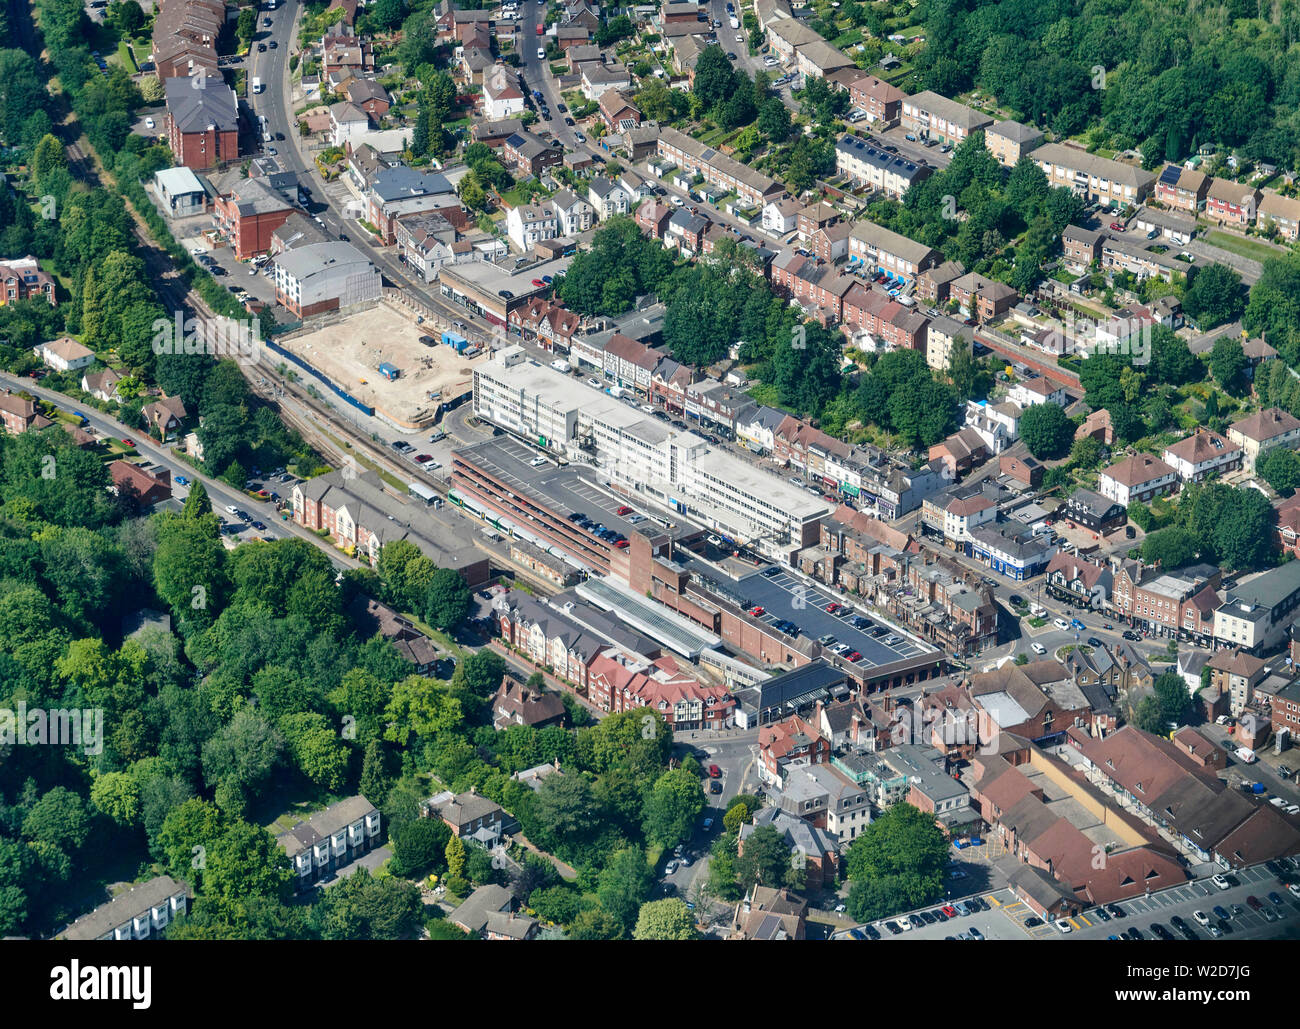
[530,773,599,852]
[384,675,462,743]
[452,649,506,699]
[693,45,736,109]
[22,787,92,859]
[279,712,349,792]
[1259,445,1300,497]
[633,898,698,940]
[596,847,653,933]
[1183,264,1245,331]
[843,803,947,912]
[1140,526,1198,568]
[1069,435,1103,470]
[1207,337,1247,394]
[757,97,792,143]
[359,739,395,806]
[201,819,294,909]
[200,708,283,810]
[0,840,33,935]
[445,836,466,881]
[1018,402,1074,459]
[1135,671,1193,733]
[90,772,142,827]
[107,0,145,34]
[734,824,795,893]
[309,867,423,940]
[423,566,470,631]
[641,767,705,849]
[236,7,256,43]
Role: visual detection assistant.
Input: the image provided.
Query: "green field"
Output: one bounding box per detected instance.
[1203,229,1290,264]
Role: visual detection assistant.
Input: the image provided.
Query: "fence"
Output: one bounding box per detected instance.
[263,337,375,416]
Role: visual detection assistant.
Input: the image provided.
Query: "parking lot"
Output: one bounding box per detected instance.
[834,862,1300,941]
[868,125,955,170]
[1070,863,1300,941]
[736,566,935,669]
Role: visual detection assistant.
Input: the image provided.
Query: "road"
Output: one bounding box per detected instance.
[247,3,504,359]
[0,371,355,571]
[519,1,581,150]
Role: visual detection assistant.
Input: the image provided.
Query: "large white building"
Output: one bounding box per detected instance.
[473,347,829,547]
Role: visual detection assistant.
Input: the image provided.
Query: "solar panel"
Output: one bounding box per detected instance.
[1158,165,1182,185]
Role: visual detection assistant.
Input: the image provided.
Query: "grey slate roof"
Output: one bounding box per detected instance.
[164,76,237,132]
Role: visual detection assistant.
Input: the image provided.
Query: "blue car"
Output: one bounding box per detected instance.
[175,475,190,487]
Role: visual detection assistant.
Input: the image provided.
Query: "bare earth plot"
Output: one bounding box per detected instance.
[278,301,485,427]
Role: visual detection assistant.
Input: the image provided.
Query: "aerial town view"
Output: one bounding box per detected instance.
[2,0,1300,982]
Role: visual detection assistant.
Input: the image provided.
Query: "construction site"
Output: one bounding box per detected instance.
[273,300,482,428]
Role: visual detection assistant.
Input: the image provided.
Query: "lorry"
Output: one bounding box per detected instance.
[251,77,263,94]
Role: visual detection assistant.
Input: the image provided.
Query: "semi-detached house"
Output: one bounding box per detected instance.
[1098,453,1178,506]
[1205,178,1260,228]
[1228,407,1300,473]
[901,90,993,146]
[1161,428,1242,483]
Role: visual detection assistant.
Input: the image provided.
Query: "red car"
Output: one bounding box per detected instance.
[414,454,433,463]
[749,605,765,616]
[616,505,632,515]
[1110,221,1126,231]
[121,438,135,447]
[941,905,957,918]
[846,651,862,662]
[531,278,545,287]
[614,539,629,549]
[708,764,722,778]
[825,602,841,613]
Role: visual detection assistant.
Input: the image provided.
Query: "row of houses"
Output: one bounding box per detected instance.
[1155,163,1300,240]
[492,588,737,728]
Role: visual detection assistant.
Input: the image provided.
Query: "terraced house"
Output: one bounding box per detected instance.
[1033,143,1156,208]
[656,126,786,207]
[835,134,931,198]
[847,219,939,285]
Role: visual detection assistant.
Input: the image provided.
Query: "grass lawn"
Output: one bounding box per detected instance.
[116,40,138,72]
[1203,229,1290,263]
[1051,268,1077,285]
